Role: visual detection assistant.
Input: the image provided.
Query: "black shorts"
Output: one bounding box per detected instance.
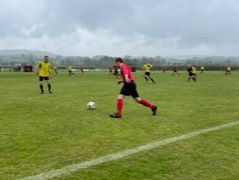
[173,70,177,72]
[145,72,150,76]
[39,76,49,81]
[120,81,139,98]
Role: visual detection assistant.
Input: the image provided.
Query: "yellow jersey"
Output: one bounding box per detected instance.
[67,66,73,71]
[53,66,57,70]
[227,66,231,71]
[143,63,152,72]
[192,67,196,74]
[36,61,52,77]
[201,66,204,70]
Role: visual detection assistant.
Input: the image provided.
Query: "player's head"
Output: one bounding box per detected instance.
[115,57,123,63]
[115,58,123,67]
[44,56,49,62]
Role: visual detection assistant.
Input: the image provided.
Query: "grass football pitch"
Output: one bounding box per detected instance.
[1,70,239,180]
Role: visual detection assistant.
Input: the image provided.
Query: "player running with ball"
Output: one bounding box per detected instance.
[110,58,157,118]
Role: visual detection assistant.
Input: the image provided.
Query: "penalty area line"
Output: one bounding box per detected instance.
[17,120,239,180]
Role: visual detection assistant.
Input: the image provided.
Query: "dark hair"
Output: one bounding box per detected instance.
[44,56,48,58]
[115,57,123,63]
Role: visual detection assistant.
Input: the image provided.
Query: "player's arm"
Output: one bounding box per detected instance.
[48,65,52,78]
[122,66,131,83]
[117,74,130,84]
[124,74,131,83]
[35,62,41,75]
[117,80,124,85]
[117,73,125,84]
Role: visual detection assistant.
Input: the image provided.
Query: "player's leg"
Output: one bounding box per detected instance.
[115,71,119,78]
[143,73,149,82]
[192,74,196,82]
[110,94,125,118]
[149,75,155,83]
[134,97,157,115]
[131,83,157,115]
[147,72,155,83]
[38,76,44,94]
[117,94,124,116]
[46,78,52,93]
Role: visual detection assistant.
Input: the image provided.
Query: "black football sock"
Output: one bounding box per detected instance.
[40,85,44,92]
[48,84,51,91]
[144,77,149,81]
[150,78,155,83]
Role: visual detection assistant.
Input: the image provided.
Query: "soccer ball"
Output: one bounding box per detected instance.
[87,102,95,110]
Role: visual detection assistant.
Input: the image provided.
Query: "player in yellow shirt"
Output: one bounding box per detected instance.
[225,66,231,75]
[67,65,74,76]
[192,66,197,81]
[36,56,52,94]
[142,61,155,83]
[187,64,196,82]
[200,66,204,74]
[53,66,58,74]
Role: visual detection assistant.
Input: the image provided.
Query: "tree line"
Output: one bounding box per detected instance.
[0,54,239,71]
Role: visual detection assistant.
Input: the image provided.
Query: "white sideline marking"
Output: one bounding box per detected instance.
[17,120,239,180]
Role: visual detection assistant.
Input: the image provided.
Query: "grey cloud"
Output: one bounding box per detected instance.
[1,0,239,56]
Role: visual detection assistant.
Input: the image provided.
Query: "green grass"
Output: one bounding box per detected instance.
[0,70,239,180]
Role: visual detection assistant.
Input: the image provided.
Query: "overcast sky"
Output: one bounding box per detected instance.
[1,0,239,57]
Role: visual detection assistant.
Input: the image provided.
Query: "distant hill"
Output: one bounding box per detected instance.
[0,49,58,57]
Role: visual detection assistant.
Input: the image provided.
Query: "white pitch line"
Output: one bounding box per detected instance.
[17,120,239,180]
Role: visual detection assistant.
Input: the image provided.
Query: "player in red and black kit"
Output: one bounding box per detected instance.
[80,66,84,74]
[172,66,180,76]
[112,64,119,77]
[108,66,113,76]
[110,58,157,118]
[162,66,166,73]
